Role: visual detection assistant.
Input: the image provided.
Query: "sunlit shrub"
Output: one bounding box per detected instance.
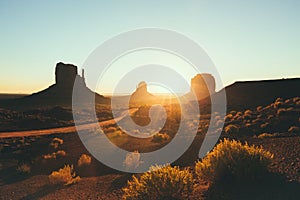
[274,101,283,109]
[224,124,239,135]
[122,165,193,200]
[288,126,299,134]
[151,133,170,143]
[195,139,273,184]
[123,151,143,170]
[260,122,270,129]
[244,110,252,115]
[16,163,31,174]
[50,137,63,149]
[256,106,263,112]
[229,110,237,115]
[225,113,233,121]
[105,126,117,133]
[112,130,123,138]
[49,165,80,185]
[277,108,287,116]
[257,133,274,138]
[78,154,92,167]
[43,150,66,159]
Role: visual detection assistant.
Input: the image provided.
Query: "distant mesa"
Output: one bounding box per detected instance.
[129,81,155,104]
[55,62,86,88]
[185,73,216,101]
[9,62,108,108]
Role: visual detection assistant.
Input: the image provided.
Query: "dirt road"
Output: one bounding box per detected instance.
[0,109,137,139]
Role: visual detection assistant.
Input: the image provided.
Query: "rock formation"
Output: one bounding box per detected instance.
[11,62,108,107]
[188,73,216,101]
[129,81,156,104]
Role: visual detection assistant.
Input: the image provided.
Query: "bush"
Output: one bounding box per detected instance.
[105,126,117,133]
[151,133,170,143]
[123,151,143,170]
[78,154,92,167]
[50,137,63,149]
[16,163,31,174]
[288,126,299,134]
[195,139,273,184]
[123,165,193,200]
[260,122,270,129]
[256,106,263,112]
[277,108,287,116]
[224,124,239,135]
[49,165,80,185]
[257,133,274,138]
[43,150,66,159]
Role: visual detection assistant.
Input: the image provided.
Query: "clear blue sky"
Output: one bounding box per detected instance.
[0,0,299,94]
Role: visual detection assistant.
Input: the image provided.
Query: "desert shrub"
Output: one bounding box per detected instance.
[274,101,283,109]
[78,154,92,167]
[257,133,274,138]
[123,151,143,170]
[151,133,170,143]
[122,165,193,200]
[275,97,283,102]
[277,108,287,116]
[43,150,66,159]
[224,124,239,135]
[256,106,263,112]
[105,126,117,133]
[112,130,123,138]
[16,163,31,174]
[225,113,233,122]
[260,122,270,129]
[245,123,252,128]
[195,139,273,184]
[235,111,243,117]
[49,165,80,185]
[50,138,64,149]
[229,110,237,115]
[288,126,299,134]
[244,110,252,115]
[293,97,300,102]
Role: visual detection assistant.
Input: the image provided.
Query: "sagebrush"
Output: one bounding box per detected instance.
[195,139,273,184]
[123,165,193,200]
[49,165,80,185]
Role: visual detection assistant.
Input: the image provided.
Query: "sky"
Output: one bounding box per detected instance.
[0,0,299,94]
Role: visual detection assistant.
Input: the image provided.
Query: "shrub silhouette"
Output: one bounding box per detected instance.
[49,165,80,185]
[195,139,273,184]
[122,165,193,200]
[78,154,92,167]
[123,151,143,170]
[288,126,299,134]
[257,133,275,138]
[224,124,239,135]
[50,137,63,149]
[16,163,31,174]
[43,150,66,159]
[151,133,169,143]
